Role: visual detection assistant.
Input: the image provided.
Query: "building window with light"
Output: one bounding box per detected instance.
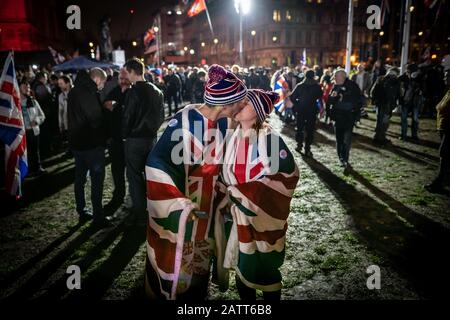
[273,10,281,22]
[286,10,292,22]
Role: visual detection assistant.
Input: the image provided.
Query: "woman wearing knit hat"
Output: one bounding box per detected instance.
[144,64,248,300]
[215,89,299,300]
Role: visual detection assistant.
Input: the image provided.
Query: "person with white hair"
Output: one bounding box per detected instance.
[328,69,362,168]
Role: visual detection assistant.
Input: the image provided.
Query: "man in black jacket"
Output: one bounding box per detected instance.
[103,68,131,211]
[123,58,164,226]
[291,70,323,156]
[68,68,110,227]
[328,69,362,168]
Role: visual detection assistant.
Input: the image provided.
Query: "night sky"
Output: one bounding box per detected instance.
[60,0,178,45]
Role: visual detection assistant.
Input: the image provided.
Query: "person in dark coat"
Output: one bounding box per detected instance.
[164,68,181,117]
[103,68,131,211]
[328,69,362,168]
[67,68,110,227]
[290,70,323,156]
[122,58,165,226]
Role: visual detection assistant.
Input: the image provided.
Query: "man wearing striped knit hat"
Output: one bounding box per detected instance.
[144,64,248,300]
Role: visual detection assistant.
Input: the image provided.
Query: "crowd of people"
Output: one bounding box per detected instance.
[1,53,449,300]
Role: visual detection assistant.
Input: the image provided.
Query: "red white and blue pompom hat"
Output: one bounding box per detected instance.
[247,89,280,122]
[204,64,247,105]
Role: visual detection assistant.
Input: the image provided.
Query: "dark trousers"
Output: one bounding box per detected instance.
[374,105,391,141]
[167,93,178,116]
[401,103,420,139]
[296,112,316,151]
[109,139,126,202]
[124,137,155,220]
[432,131,450,186]
[25,130,42,172]
[335,122,353,163]
[72,146,105,220]
[235,275,281,301]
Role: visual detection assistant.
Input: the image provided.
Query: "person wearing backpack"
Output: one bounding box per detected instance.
[370,67,401,145]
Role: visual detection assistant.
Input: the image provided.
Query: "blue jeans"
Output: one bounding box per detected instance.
[72,147,105,220]
[124,138,156,220]
[401,103,419,139]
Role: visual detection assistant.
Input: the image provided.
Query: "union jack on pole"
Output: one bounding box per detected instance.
[0,52,28,198]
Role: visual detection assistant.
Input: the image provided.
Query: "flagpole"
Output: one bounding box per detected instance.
[204,0,214,38]
[400,0,412,74]
[345,0,354,74]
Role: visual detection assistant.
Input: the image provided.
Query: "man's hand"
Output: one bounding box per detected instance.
[104,100,115,111]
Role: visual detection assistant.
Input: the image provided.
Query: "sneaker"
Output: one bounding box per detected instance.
[78,210,94,223]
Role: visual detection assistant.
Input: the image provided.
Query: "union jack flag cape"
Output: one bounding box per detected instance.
[273,74,290,113]
[144,104,234,299]
[219,125,299,292]
[0,52,27,197]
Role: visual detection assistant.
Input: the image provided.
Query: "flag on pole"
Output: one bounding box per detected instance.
[144,27,158,54]
[187,0,206,17]
[0,52,28,198]
[380,0,390,27]
[273,74,289,113]
[301,48,307,66]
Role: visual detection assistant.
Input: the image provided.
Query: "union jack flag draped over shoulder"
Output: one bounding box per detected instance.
[144,104,233,299]
[0,52,27,198]
[273,73,289,113]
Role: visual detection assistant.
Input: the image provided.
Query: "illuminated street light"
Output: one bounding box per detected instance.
[350,55,356,63]
[418,31,423,36]
[90,48,94,53]
[89,42,94,47]
[213,38,219,44]
[180,50,185,55]
[410,6,414,12]
[234,0,251,15]
[153,26,159,33]
[132,41,137,47]
[272,36,278,42]
[189,49,195,55]
[431,54,437,59]
[176,10,182,15]
[379,31,384,36]
[184,46,188,51]
[251,30,256,36]
[167,10,172,15]
[201,42,205,47]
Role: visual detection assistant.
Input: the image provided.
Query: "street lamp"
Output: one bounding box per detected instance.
[201,42,205,47]
[418,31,423,36]
[251,30,256,36]
[89,42,94,47]
[176,10,182,15]
[272,36,277,42]
[153,26,159,33]
[184,46,188,51]
[379,31,384,36]
[234,0,251,66]
[213,38,219,44]
[190,49,195,55]
[132,41,137,47]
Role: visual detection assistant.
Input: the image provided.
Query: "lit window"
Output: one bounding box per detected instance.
[273,10,281,22]
[286,10,292,21]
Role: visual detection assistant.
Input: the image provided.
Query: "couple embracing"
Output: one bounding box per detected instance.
[144,64,299,300]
